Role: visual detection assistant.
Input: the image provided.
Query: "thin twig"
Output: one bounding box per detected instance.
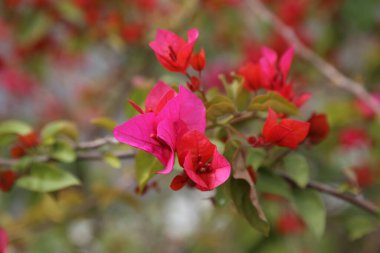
[244,0,380,116]
[279,172,380,215]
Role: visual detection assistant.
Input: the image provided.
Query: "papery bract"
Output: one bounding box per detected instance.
[307,113,329,144]
[0,170,17,192]
[0,227,7,253]
[149,28,199,73]
[238,62,264,91]
[128,81,177,114]
[114,86,205,175]
[262,108,310,149]
[190,48,206,71]
[176,130,230,191]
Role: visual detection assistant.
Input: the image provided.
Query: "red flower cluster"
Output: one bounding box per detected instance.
[10,131,39,158]
[249,108,310,149]
[239,47,310,108]
[149,28,206,75]
[0,170,17,192]
[307,113,329,144]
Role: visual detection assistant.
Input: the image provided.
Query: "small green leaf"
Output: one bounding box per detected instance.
[56,1,84,25]
[248,91,298,115]
[14,156,33,171]
[91,117,117,131]
[0,120,33,135]
[246,148,266,170]
[135,150,163,190]
[283,154,310,188]
[17,11,52,45]
[103,154,121,169]
[206,95,236,121]
[230,178,270,235]
[256,171,292,199]
[41,121,79,144]
[50,141,76,163]
[17,163,80,192]
[346,215,376,240]
[292,189,326,238]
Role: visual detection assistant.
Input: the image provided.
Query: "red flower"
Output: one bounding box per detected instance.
[149,28,199,73]
[276,211,305,235]
[10,145,25,158]
[262,108,310,149]
[175,130,231,191]
[186,76,200,92]
[353,166,373,188]
[339,128,372,149]
[19,131,39,148]
[307,113,329,144]
[0,170,17,192]
[190,48,206,71]
[355,92,380,120]
[238,62,264,91]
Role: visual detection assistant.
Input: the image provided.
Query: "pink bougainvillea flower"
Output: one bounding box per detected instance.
[114,86,206,174]
[262,108,310,149]
[149,28,199,73]
[307,113,329,144]
[0,227,7,253]
[176,130,230,191]
[0,170,17,192]
[128,81,177,114]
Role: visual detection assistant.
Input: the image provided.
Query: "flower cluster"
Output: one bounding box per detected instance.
[114,82,230,191]
[239,47,310,108]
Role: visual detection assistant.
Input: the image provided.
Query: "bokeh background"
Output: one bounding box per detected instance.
[1,0,380,252]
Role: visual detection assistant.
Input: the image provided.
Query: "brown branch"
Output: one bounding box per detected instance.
[1,134,379,215]
[244,0,380,116]
[279,172,380,215]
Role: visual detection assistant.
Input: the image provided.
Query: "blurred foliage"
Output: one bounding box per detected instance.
[1,0,380,252]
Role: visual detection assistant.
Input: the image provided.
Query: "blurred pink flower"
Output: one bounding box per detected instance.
[0,228,7,253]
[149,28,199,73]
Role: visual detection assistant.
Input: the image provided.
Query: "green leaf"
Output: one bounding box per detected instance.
[256,171,292,199]
[246,148,266,170]
[346,215,376,240]
[56,1,84,25]
[135,150,163,191]
[17,163,80,192]
[103,154,121,169]
[292,189,326,238]
[41,121,79,144]
[283,154,310,188]
[0,120,33,135]
[17,11,52,45]
[206,95,236,121]
[91,117,117,131]
[50,141,76,163]
[230,178,270,235]
[248,91,298,115]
